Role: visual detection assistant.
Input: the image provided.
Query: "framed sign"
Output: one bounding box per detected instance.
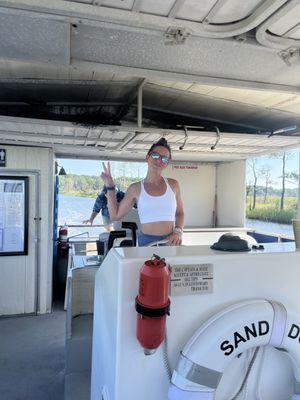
[0,176,29,256]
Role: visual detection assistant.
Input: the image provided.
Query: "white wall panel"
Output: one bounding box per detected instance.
[0,258,26,315]
[165,164,216,227]
[0,145,54,315]
[216,161,245,227]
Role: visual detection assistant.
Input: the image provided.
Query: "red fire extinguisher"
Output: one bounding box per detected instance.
[135,254,171,354]
[58,224,68,256]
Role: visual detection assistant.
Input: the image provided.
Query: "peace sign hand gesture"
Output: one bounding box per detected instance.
[101,162,115,187]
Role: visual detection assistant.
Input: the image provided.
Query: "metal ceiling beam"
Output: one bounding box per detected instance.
[0,78,137,86]
[36,135,300,160]
[0,99,296,134]
[45,140,300,158]
[256,0,300,50]
[0,134,263,157]
[95,129,104,147]
[115,77,147,122]
[131,127,300,141]
[55,148,244,162]
[84,128,90,146]
[73,60,300,95]
[0,118,299,143]
[129,139,299,153]
[1,136,298,162]
[117,131,139,150]
[0,129,100,142]
[298,152,300,218]
[132,0,142,12]
[137,78,147,128]
[168,0,187,18]
[0,129,298,154]
[0,115,132,130]
[204,0,230,25]
[145,83,300,119]
[139,105,265,131]
[46,101,123,106]
[0,102,29,105]
[0,102,125,107]
[0,0,288,39]
[55,151,229,164]
[1,77,298,122]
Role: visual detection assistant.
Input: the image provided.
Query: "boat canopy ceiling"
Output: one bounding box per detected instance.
[0,0,299,162]
[1,115,300,163]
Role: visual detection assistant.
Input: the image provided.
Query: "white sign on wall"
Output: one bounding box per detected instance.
[0,176,29,255]
[170,263,213,296]
[173,164,199,170]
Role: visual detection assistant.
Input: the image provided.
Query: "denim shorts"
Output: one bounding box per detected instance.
[138,232,169,247]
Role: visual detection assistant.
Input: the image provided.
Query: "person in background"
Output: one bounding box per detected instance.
[83,185,125,232]
[100,138,184,246]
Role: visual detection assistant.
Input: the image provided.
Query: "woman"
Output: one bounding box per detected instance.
[101,138,184,246]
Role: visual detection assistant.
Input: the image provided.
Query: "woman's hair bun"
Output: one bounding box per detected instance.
[156,137,168,146]
[147,137,172,157]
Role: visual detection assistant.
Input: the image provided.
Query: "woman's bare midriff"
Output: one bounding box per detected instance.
[141,221,174,236]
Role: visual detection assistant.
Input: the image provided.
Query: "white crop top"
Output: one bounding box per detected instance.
[137,178,177,224]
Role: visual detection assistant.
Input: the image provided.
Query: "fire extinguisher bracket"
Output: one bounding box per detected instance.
[135,297,171,317]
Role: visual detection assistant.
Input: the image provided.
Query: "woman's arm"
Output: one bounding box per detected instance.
[167,180,184,246]
[106,184,137,221]
[101,162,138,221]
[174,183,184,230]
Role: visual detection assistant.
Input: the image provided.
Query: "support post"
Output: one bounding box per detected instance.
[137,78,146,128]
[297,149,300,219]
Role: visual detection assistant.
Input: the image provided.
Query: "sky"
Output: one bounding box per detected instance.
[59,159,148,179]
[60,148,300,189]
[246,149,299,188]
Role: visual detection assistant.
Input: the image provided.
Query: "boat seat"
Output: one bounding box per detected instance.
[97,221,138,256]
[64,248,100,310]
[112,208,141,231]
[69,267,98,318]
[70,241,98,256]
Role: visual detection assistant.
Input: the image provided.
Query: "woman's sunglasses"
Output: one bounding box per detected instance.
[149,152,170,165]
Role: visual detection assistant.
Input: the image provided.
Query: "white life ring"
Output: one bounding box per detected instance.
[169,299,300,400]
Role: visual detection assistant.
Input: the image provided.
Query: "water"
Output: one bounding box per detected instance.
[245,219,293,237]
[58,194,294,238]
[58,194,106,237]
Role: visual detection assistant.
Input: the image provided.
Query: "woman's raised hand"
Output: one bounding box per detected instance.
[101,162,115,187]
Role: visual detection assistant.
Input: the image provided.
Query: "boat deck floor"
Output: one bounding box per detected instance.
[0,304,66,400]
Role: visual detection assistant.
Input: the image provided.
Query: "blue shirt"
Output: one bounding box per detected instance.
[92,188,125,218]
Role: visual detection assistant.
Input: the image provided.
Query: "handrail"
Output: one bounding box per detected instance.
[247,229,294,242]
[68,231,90,239]
[58,224,106,228]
